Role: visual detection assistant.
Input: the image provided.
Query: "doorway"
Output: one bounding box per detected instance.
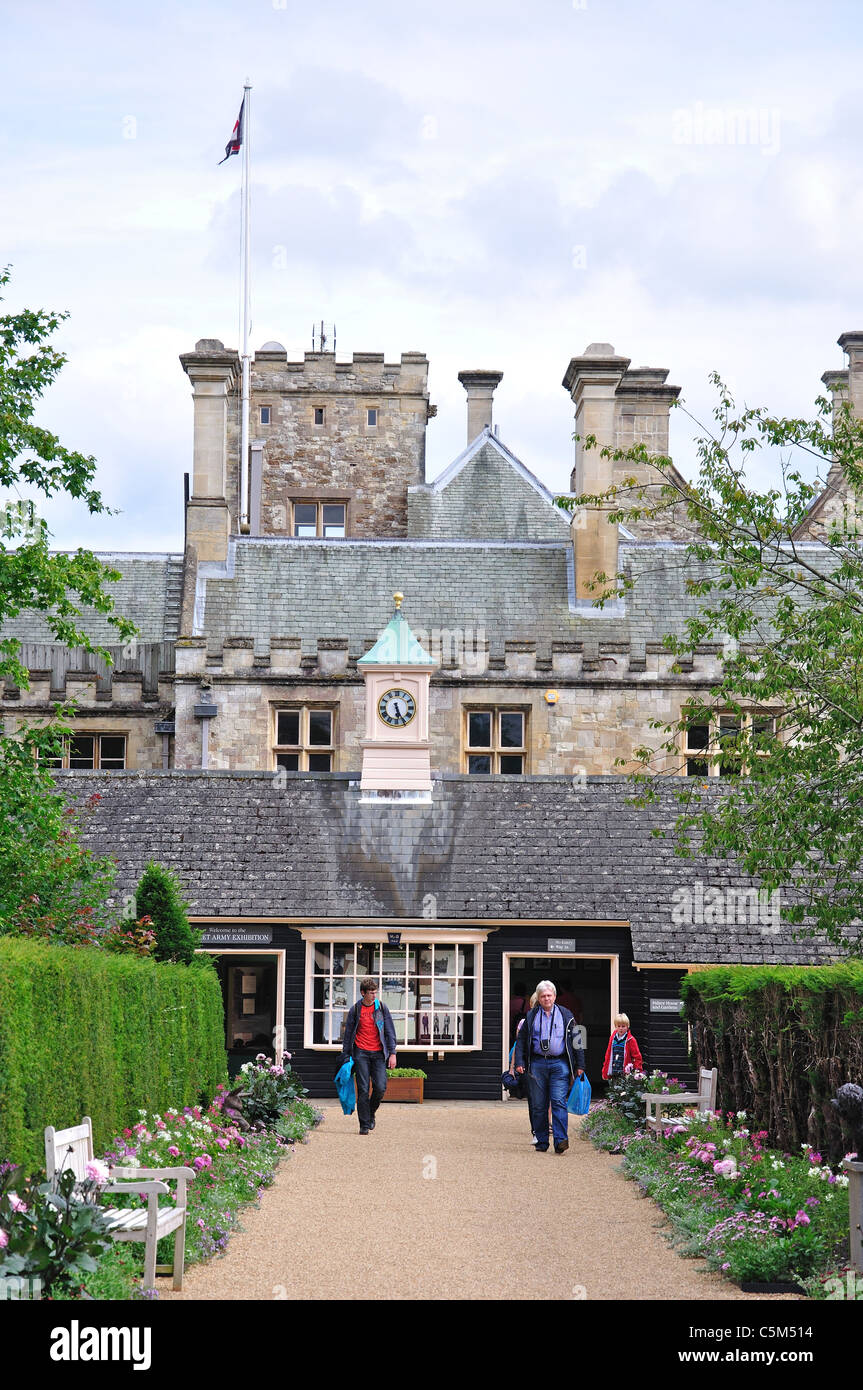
[211,952,284,1077]
[507,956,613,1085]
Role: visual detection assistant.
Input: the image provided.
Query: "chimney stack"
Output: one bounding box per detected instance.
[836,332,863,417]
[562,344,629,605]
[458,370,503,445]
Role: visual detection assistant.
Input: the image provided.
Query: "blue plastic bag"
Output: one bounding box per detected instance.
[567,1073,591,1115]
[334,1058,356,1115]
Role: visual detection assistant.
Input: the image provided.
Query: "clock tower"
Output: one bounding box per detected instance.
[358,593,436,798]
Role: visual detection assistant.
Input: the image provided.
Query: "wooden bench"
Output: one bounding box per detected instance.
[44,1117,195,1290]
[642,1066,718,1136]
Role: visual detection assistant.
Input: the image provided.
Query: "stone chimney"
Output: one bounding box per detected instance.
[179,339,237,565]
[458,370,503,445]
[562,344,629,605]
[835,332,863,416]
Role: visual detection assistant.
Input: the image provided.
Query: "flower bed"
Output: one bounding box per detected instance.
[582,1101,855,1293]
[0,1052,323,1299]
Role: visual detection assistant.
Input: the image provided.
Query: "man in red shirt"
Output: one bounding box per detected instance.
[339,978,398,1135]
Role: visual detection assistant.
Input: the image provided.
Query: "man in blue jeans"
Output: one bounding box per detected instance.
[339,978,398,1135]
[514,979,585,1153]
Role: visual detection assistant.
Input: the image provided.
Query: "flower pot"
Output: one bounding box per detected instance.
[383,1076,424,1103]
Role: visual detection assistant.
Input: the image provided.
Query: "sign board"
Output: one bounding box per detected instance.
[548,939,576,953]
[649,998,684,1014]
[200,928,273,947]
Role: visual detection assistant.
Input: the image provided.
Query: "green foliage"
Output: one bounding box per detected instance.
[135,862,200,965]
[0,937,227,1174]
[0,726,117,940]
[386,1067,427,1079]
[559,377,863,954]
[681,964,863,1159]
[236,1053,307,1127]
[603,1069,685,1125]
[0,266,136,688]
[0,1163,115,1296]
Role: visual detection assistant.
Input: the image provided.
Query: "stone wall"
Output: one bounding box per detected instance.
[224,348,432,538]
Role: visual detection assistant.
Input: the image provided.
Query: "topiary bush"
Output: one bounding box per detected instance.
[134,862,201,965]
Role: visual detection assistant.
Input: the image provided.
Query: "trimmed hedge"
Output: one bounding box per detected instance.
[682,964,863,1161]
[0,938,228,1174]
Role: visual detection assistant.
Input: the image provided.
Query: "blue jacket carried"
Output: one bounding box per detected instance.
[339,997,397,1065]
[334,1058,356,1115]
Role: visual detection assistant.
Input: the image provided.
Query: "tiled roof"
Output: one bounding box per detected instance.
[59,771,843,965]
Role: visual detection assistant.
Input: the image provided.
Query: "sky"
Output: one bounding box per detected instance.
[4,0,863,551]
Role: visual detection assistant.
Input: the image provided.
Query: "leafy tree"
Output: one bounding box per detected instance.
[135,863,201,964]
[0,267,136,937]
[560,377,863,954]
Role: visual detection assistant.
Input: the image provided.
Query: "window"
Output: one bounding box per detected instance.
[260,406,271,425]
[465,708,526,774]
[683,710,778,777]
[367,408,378,426]
[44,734,127,770]
[313,407,325,426]
[274,707,335,771]
[311,940,478,1048]
[291,500,346,538]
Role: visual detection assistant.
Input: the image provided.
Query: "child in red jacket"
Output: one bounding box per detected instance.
[602,1014,643,1080]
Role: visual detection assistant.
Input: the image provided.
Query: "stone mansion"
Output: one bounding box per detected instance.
[2,331,859,1097]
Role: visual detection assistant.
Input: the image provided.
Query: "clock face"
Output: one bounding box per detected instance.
[378,687,417,728]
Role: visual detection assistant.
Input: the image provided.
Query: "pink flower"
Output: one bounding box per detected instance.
[795,1210,810,1226]
[192,1154,213,1172]
[167,1146,180,1158]
[216,1137,230,1150]
[713,1158,738,1179]
[7,1192,27,1213]
[0,1229,7,1248]
[85,1160,111,1185]
[672,1125,687,1134]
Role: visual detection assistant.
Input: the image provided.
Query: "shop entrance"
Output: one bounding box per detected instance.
[213,953,283,1078]
[506,956,612,1086]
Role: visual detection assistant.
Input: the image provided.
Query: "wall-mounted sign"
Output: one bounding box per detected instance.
[548,938,576,953]
[200,928,273,946]
[387,932,402,946]
[649,998,684,1013]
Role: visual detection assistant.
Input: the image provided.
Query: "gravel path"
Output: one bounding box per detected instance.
[162,1100,801,1301]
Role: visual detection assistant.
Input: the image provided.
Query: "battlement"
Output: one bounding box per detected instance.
[174,634,726,682]
[253,347,429,395]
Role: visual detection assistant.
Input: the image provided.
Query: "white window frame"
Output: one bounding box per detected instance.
[300,926,487,1052]
[273,705,336,771]
[683,708,779,778]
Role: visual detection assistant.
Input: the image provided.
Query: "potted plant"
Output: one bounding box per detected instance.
[383,1067,427,1103]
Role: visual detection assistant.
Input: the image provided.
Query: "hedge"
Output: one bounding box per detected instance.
[681,964,863,1161]
[0,938,228,1174]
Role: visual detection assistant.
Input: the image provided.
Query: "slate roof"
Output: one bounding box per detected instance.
[0,554,183,646]
[59,771,842,965]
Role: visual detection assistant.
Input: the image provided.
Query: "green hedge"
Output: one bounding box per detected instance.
[0,938,228,1174]
[681,964,863,1160]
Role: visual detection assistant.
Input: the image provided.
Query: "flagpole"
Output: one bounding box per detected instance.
[240,79,252,533]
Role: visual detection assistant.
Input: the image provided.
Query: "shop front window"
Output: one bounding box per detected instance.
[311,940,478,1048]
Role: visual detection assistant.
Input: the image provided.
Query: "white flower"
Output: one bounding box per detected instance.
[808,1167,820,1178]
[736,1111,747,1120]
[836,1175,849,1188]
[771,1160,785,1170]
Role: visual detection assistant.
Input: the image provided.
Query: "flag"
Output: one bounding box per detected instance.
[219,96,245,164]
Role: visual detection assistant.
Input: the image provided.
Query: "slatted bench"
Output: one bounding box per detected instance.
[642,1066,718,1136]
[44,1117,195,1290]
